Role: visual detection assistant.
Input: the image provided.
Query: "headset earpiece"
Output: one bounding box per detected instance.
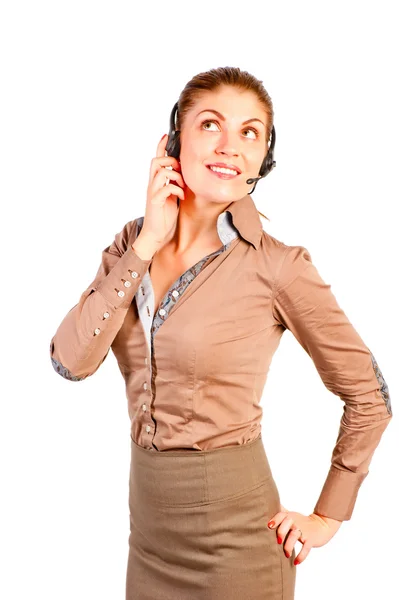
[259,125,276,177]
[165,101,181,159]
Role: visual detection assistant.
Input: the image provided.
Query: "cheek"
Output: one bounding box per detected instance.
[180,161,206,189]
[180,131,214,160]
[179,144,208,179]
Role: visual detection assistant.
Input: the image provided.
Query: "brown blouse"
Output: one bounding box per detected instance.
[50,193,392,521]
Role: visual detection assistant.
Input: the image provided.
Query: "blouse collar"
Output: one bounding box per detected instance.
[219,193,263,250]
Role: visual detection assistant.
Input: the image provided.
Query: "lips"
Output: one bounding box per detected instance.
[206,162,242,174]
[206,165,240,180]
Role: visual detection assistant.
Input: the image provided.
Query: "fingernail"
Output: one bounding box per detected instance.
[284,551,290,558]
[162,133,167,139]
[268,521,275,528]
[294,559,299,566]
[277,536,282,544]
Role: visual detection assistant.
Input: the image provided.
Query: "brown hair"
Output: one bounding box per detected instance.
[175,66,274,222]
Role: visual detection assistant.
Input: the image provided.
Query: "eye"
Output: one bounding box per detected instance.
[200,119,259,140]
[201,120,219,132]
[242,127,259,140]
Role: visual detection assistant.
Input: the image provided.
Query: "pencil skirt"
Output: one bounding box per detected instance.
[126,433,296,600]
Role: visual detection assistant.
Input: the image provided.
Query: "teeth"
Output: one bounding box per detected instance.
[209,165,238,175]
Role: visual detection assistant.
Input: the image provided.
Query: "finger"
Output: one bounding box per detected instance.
[152,166,185,191]
[267,510,289,529]
[283,528,303,557]
[293,540,312,566]
[151,182,185,206]
[150,155,181,183]
[276,516,295,544]
[156,134,181,166]
[156,133,170,158]
[151,169,185,199]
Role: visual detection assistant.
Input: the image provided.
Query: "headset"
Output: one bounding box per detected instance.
[165,101,276,196]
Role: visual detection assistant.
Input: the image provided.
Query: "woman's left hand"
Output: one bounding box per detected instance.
[267,504,343,565]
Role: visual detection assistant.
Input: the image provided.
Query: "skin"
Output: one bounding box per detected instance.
[153,85,343,564]
[267,504,342,565]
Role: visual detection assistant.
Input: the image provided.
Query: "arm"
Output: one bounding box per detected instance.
[49,219,158,381]
[272,245,393,522]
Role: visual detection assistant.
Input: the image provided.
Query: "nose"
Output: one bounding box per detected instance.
[215,130,240,157]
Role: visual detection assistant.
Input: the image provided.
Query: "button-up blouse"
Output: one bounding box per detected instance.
[49,193,392,521]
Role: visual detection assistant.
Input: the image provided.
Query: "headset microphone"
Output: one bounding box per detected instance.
[246,175,263,185]
[166,101,277,195]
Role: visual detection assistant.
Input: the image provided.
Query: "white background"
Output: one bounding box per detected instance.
[1,1,398,598]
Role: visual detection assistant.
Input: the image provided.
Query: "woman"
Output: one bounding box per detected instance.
[50,67,393,599]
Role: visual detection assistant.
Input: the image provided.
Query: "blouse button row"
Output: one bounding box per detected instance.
[156,290,179,318]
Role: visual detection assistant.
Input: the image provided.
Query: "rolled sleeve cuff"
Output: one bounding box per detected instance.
[313,465,369,521]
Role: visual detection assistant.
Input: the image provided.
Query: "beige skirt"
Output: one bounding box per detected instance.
[126,434,296,600]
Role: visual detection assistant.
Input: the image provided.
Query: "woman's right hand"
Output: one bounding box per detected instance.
[139,133,186,248]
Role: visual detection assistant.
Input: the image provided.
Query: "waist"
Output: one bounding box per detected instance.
[129,433,274,506]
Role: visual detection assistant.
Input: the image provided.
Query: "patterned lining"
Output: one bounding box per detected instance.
[370,351,392,415]
[50,341,87,381]
[151,242,230,337]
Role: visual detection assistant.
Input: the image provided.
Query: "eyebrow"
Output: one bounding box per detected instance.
[196,108,266,127]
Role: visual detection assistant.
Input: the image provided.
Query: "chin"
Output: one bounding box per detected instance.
[202,189,245,205]
[210,185,245,199]
[185,174,246,201]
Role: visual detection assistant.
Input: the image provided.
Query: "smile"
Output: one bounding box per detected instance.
[206,165,240,179]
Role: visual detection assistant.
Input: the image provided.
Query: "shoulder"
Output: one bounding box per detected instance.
[260,229,313,288]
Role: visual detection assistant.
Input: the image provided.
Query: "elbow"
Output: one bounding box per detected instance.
[50,355,89,381]
[49,338,90,381]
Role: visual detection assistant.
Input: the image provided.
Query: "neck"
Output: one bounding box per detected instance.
[167,189,234,255]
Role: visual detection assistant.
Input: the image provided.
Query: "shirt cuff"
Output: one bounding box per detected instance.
[313,464,369,521]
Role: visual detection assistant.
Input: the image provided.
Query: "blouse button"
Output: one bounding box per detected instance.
[172,290,179,298]
[142,403,147,412]
[159,308,166,316]
[143,382,148,390]
[103,312,110,319]
[131,271,139,279]
[117,290,125,298]
[94,328,101,335]
[144,357,148,365]
[123,280,131,288]
[145,425,151,433]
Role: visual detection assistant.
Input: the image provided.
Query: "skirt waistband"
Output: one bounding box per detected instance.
[129,434,274,507]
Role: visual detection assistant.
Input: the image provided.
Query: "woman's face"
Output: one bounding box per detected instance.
[178,86,269,203]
